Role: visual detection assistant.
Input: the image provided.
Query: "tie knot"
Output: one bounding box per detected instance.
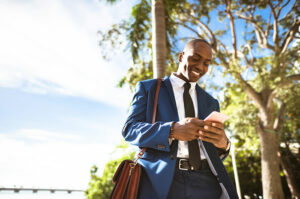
[184,82,191,91]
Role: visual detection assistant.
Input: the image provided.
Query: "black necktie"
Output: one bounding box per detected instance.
[184,82,201,170]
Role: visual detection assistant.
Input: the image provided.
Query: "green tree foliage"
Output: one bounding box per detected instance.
[224,150,262,197]
[277,85,300,197]
[85,141,135,199]
[222,83,262,197]
[98,0,300,197]
[221,81,300,198]
[99,0,182,90]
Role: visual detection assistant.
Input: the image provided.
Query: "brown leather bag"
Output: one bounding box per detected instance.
[110,78,162,199]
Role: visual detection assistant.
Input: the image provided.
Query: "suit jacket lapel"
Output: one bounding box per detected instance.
[162,76,179,121]
[196,84,207,120]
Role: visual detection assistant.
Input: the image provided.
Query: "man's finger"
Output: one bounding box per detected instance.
[203,125,223,135]
[199,130,220,140]
[196,127,206,132]
[211,122,224,130]
[199,135,217,144]
[191,118,205,127]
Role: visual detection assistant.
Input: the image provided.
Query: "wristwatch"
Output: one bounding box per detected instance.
[169,122,176,139]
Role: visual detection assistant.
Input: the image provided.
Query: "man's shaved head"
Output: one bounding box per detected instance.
[182,39,211,52]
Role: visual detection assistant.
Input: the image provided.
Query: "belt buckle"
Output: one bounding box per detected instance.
[178,159,189,171]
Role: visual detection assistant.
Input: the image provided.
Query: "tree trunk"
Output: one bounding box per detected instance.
[258,125,285,199]
[152,0,166,78]
[278,150,300,199]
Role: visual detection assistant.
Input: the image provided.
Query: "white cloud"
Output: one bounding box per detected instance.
[0,128,121,189]
[0,0,135,109]
[18,128,81,142]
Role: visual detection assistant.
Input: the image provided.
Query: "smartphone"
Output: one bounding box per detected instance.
[204,111,229,123]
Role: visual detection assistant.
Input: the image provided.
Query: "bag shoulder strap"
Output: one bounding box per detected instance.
[137,78,162,159]
[152,78,162,124]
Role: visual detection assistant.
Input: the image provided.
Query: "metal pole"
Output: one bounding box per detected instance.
[231,143,242,199]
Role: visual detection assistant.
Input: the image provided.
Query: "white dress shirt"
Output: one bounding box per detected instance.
[169,73,206,159]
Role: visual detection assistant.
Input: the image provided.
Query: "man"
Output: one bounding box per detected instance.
[122,39,239,199]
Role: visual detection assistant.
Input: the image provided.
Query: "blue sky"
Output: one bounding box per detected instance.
[0,0,137,190]
[0,0,296,192]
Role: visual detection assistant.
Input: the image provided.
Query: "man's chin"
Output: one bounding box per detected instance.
[188,74,201,82]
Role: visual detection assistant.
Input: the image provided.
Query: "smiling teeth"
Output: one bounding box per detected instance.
[192,71,200,75]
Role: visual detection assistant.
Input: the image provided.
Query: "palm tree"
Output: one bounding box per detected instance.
[152,0,166,78]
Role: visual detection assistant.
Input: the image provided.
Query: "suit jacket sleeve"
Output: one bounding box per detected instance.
[122,81,173,152]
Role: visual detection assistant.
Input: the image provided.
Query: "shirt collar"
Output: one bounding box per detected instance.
[170,73,197,90]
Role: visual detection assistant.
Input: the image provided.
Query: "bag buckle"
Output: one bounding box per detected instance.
[129,162,136,176]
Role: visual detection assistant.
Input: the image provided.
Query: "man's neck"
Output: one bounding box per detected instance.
[173,72,189,83]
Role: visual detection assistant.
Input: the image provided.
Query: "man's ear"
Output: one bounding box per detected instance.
[178,51,184,62]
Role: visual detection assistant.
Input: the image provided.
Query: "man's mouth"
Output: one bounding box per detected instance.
[190,68,203,76]
[191,70,200,76]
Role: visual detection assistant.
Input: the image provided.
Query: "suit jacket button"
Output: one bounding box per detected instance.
[156,144,165,149]
[170,155,174,160]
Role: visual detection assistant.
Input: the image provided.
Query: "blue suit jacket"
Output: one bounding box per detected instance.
[122,76,239,199]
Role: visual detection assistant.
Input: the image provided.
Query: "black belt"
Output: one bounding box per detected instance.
[176,158,210,171]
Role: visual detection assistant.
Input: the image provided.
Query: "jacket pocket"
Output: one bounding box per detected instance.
[141,151,156,160]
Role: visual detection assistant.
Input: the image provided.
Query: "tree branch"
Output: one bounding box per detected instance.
[278,0,291,18]
[265,12,272,37]
[187,14,218,50]
[241,43,254,66]
[225,0,238,59]
[267,74,300,109]
[175,22,203,39]
[254,28,263,47]
[196,26,212,43]
[214,40,230,68]
[281,18,300,54]
[273,98,285,130]
[240,51,250,67]
[238,48,253,70]
[277,74,300,88]
[268,0,279,51]
[177,36,197,42]
[235,12,275,51]
[231,71,267,115]
[218,41,230,56]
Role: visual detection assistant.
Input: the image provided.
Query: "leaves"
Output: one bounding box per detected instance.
[95,0,299,197]
[85,141,136,199]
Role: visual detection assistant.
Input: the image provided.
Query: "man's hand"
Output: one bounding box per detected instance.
[172,118,205,141]
[198,122,228,150]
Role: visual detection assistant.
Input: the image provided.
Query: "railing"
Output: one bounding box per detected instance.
[0,187,84,194]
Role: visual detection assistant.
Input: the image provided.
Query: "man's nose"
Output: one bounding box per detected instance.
[195,62,204,70]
